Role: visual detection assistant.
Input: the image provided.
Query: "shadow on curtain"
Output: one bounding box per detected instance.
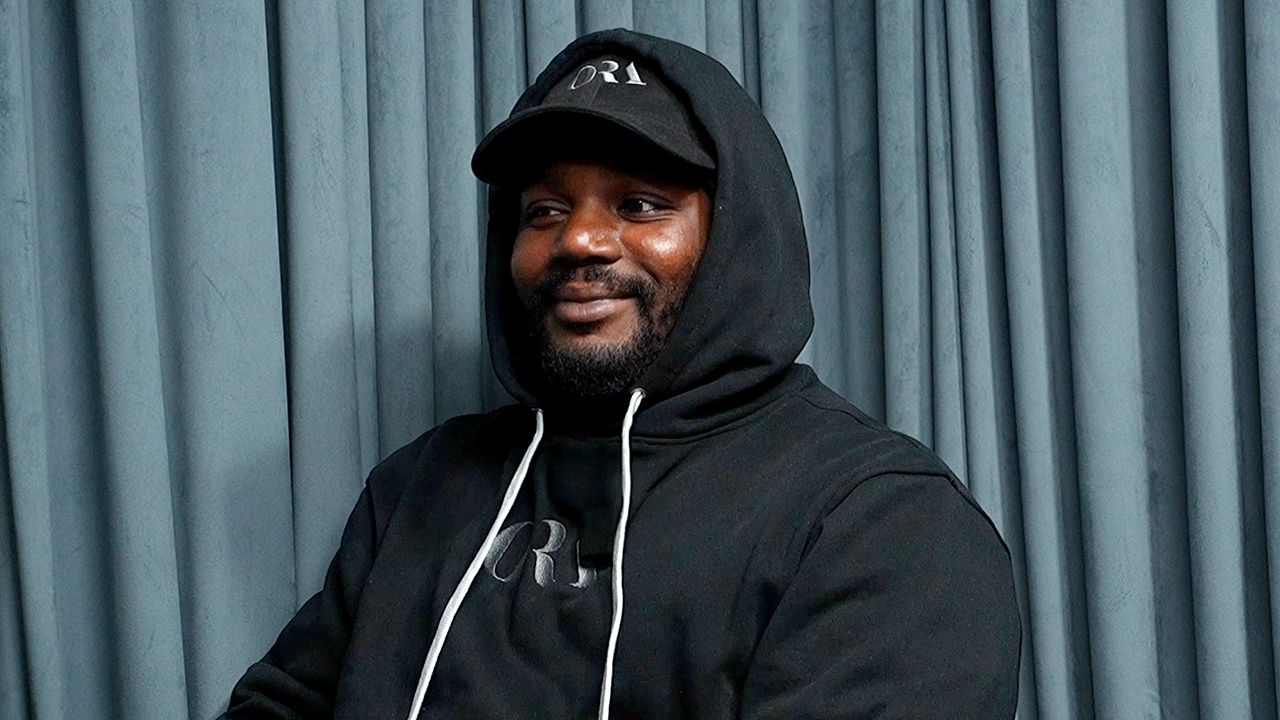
[1,1,1276,718]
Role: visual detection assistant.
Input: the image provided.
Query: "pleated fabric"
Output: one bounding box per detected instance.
[0,1,1276,718]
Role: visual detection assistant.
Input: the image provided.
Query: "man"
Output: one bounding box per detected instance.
[223,28,1019,719]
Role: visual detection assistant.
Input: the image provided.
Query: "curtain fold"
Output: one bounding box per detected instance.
[274,0,374,613]
[1,0,54,715]
[989,3,1092,718]
[1167,2,1270,717]
[74,0,192,713]
[2,1,1277,718]
[1248,0,1280,709]
[875,0,933,446]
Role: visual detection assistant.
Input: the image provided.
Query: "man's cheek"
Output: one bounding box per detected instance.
[509,240,541,301]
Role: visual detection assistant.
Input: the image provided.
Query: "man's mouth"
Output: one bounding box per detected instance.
[550,283,635,325]
[552,297,634,324]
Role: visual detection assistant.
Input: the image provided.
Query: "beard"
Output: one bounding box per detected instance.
[524,265,687,401]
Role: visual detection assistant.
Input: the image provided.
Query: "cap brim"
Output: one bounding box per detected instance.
[471,106,716,185]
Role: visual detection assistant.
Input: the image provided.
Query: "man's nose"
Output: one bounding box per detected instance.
[553,202,622,265]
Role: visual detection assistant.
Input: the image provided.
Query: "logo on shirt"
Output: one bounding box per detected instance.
[483,519,598,589]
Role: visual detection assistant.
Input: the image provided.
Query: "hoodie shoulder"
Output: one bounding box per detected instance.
[782,374,1010,560]
[790,377,955,480]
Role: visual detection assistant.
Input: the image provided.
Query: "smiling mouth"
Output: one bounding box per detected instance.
[552,296,635,325]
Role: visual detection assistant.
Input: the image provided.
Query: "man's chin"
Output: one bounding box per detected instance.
[545,327,636,356]
[536,327,656,401]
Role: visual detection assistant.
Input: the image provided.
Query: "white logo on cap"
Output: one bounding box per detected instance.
[569,59,646,90]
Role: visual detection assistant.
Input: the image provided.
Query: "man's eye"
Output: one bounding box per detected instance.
[619,197,661,215]
[522,204,563,224]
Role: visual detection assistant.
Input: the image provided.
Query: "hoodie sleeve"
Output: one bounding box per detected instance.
[220,484,379,719]
[739,472,1021,720]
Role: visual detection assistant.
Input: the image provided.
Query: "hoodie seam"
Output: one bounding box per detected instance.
[796,396,1015,561]
[797,392,948,468]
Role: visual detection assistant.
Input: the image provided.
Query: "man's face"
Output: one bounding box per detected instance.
[510,154,712,400]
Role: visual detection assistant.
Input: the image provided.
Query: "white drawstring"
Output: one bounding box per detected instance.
[402,391,645,720]
[598,387,645,720]
[405,408,545,720]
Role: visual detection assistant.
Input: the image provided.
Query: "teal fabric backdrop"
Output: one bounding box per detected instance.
[1,1,1276,718]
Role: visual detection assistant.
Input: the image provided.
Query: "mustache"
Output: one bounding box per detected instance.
[532,266,657,313]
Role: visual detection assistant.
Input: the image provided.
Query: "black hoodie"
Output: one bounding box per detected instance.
[224,28,1020,720]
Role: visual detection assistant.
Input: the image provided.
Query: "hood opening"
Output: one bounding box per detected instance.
[479,28,814,441]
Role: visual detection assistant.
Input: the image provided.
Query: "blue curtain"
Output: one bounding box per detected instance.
[1,1,1276,718]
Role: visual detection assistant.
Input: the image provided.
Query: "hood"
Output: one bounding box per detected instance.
[479,28,813,440]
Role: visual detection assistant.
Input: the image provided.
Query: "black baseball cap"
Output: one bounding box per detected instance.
[471,54,716,185]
